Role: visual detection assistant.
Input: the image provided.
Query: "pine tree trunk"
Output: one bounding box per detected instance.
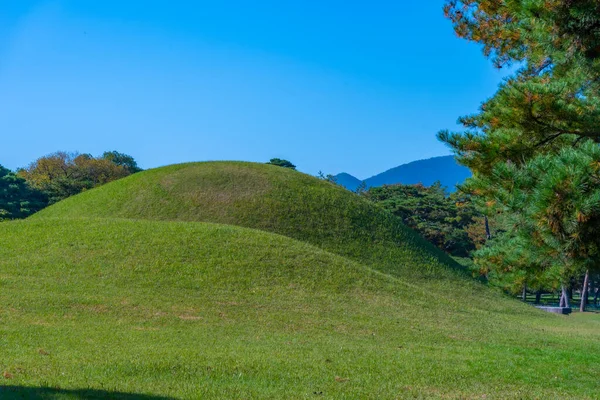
[521,286,527,302]
[484,216,491,240]
[559,290,564,308]
[580,270,590,312]
[535,291,542,304]
[560,285,570,308]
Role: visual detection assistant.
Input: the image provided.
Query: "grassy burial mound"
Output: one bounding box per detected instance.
[10,161,600,398]
[1,219,600,399]
[33,162,462,282]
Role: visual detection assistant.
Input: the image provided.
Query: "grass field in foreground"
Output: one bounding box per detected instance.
[1,219,600,399]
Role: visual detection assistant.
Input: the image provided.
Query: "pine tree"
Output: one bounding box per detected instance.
[473,143,600,308]
[0,165,48,220]
[440,0,600,175]
[439,1,600,305]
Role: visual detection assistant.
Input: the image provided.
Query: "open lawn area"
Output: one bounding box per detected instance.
[1,217,599,399]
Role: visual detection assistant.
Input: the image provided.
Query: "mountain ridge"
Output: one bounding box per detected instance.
[335,155,471,192]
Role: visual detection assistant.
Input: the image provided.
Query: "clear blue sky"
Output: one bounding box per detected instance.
[0,1,506,178]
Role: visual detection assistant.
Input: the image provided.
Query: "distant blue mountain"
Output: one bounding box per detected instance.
[334,155,471,192]
[334,173,363,191]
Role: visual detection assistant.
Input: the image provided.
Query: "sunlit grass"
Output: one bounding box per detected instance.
[3,162,598,399]
[1,219,599,399]
[32,162,462,282]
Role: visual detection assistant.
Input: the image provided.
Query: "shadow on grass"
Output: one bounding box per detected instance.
[0,386,177,400]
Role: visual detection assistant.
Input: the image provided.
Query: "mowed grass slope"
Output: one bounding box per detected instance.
[30,162,519,321]
[1,219,600,399]
[34,162,461,282]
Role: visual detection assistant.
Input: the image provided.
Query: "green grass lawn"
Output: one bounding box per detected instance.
[3,162,599,399]
[1,219,600,399]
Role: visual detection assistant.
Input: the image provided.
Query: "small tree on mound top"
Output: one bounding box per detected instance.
[267,158,296,170]
[102,151,143,173]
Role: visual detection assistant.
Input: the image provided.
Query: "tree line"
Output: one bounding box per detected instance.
[0,151,141,220]
[362,182,481,258]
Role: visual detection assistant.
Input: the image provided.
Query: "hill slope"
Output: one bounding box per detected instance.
[33,161,463,282]
[335,155,471,191]
[1,219,599,398]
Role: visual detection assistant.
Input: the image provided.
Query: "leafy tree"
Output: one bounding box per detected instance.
[364,182,478,257]
[18,152,132,204]
[267,158,296,170]
[102,151,142,173]
[439,0,600,306]
[0,165,47,220]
